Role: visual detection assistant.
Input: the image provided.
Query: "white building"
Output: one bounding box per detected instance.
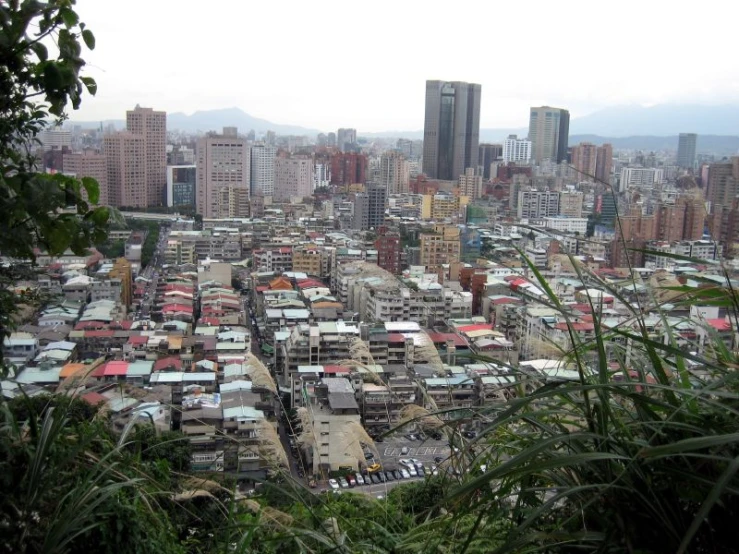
[502,134,532,163]
[619,167,665,192]
[518,190,560,219]
[314,163,330,189]
[543,217,588,234]
[379,152,410,194]
[250,143,278,197]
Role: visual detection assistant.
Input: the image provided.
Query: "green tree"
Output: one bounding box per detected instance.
[0,0,111,371]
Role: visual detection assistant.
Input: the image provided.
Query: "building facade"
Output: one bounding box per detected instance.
[250,143,277,197]
[528,106,569,164]
[502,135,532,163]
[196,129,250,218]
[422,80,482,180]
[677,133,698,169]
[274,156,314,201]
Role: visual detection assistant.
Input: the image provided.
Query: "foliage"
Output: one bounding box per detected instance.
[0,0,110,369]
[96,239,125,259]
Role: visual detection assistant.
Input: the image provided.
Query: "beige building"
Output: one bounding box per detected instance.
[104,132,146,207]
[559,190,584,217]
[104,106,166,208]
[292,245,326,276]
[63,149,108,206]
[379,151,410,194]
[570,142,598,181]
[421,192,470,220]
[458,167,483,199]
[196,128,250,218]
[528,106,569,164]
[274,156,313,201]
[420,224,461,268]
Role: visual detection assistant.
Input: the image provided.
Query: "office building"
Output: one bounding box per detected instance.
[528,106,570,163]
[559,190,584,218]
[126,106,167,206]
[502,135,532,163]
[196,128,250,218]
[167,165,196,208]
[250,143,277,197]
[63,149,108,206]
[479,143,503,178]
[420,224,461,268]
[274,156,314,200]
[677,133,698,169]
[422,80,482,180]
[706,157,739,209]
[379,151,410,194]
[337,128,357,152]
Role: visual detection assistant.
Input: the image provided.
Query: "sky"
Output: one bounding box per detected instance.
[70,0,739,132]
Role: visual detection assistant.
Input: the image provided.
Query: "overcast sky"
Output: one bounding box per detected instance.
[71,0,739,132]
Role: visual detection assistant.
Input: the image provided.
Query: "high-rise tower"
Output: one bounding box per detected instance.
[422,80,481,180]
[528,106,569,164]
[677,133,698,169]
[196,127,250,218]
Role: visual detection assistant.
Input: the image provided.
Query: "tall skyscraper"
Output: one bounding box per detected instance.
[196,127,250,218]
[478,143,503,178]
[352,184,386,230]
[126,105,167,206]
[528,106,569,164]
[104,132,146,208]
[422,80,481,180]
[330,152,367,186]
[250,143,277,197]
[677,133,698,169]
[274,156,314,200]
[337,128,357,152]
[379,151,410,194]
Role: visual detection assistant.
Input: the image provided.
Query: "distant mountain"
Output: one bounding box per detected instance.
[569,104,739,136]
[569,134,739,155]
[166,107,320,135]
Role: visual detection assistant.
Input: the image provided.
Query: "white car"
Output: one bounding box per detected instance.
[328,479,340,490]
[399,458,413,467]
[355,474,365,486]
[399,468,410,479]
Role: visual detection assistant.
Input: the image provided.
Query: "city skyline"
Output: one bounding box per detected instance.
[71,0,739,132]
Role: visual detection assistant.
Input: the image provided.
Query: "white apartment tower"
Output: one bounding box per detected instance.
[196,128,250,219]
[502,134,532,163]
[250,143,277,197]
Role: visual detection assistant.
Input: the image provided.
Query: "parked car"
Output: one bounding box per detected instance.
[328,479,340,490]
[385,471,395,482]
[355,474,365,486]
[347,475,356,487]
[406,433,418,441]
[434,456,444,464]
[431,432,443,440]
[416,466,425,477]
[371,473,381,484]
[400,446,409,455]
[399,458,413,467]
[367,463,382,473]
[364,451,375,460]
[463,431,477,439]
[399,468,410,479]
[338,477,349,488]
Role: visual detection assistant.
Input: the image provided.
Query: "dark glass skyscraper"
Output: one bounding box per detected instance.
[422,80,481,180]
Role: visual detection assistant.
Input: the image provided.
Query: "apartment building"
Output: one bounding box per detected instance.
[420,225,461,268]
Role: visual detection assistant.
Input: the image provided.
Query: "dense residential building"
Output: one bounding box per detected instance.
[619,167,665,192]
[330,152,367,186]
[379,151,410,194]
[478,143,503,178]
[421,192,470,220]
[528,106,569,164]
[274,156,313,200]
[420,224,461,268]
[559,190,584,217]
[458,167,483,199]
[353,184,386,230]
[250,143,277,197]
[570,142,598,180]
[126,105,167,206]
[502,135,532,163]
[517,190,560,219]
[595,143,613,184]
[422,80,481,180]
[196,128,250,218]
[166,165,196,208]
[104,131,147,207]
[375,231,402,275]
[706,157,739,209]
[677,133,698,169]
[63,149,108,206]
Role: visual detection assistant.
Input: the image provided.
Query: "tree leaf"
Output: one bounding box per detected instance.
[81,176,99,204]
[81,28,95,50]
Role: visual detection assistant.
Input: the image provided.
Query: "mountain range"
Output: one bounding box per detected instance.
[68,104,739,154]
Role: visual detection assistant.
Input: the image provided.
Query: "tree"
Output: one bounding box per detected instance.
[0,0,111,371]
